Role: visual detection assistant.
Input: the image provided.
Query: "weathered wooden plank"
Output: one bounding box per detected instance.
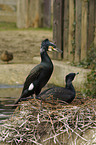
[68,0,75,62]
[94,0,96,48]
[17,0,51,28]
[28,0,40,28]
[53,0,63,59]
[17,0,41,28]
[17,0,28,28]
[63,0,69,60]
[75,0,82,63]
[88,0,95,49]
[43,0,51,28]
[81,0,88,61]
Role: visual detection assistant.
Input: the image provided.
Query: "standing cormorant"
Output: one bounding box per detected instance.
[14,39,61,106]
[36,73,79,104]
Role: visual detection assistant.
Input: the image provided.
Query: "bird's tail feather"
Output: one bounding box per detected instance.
[12,90,33,109]
[12,97,21,109]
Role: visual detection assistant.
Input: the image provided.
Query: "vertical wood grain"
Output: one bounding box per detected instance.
[81,0,88,61]
[75,0,82,63]
[68,0,75,61]
[63,0,69,60]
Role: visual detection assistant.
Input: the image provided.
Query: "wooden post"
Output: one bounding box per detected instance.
[63,0,69,60]
[28,0,38,28]
[43,0,51,28]
[17,0,51,28]
[17,0,28,28]
[81,0,88,61]
[94,0,96,48]
[17,0,41,28]
[68,0,75,62]
[88,0,95,49]
[75,0,82,63]
[53,0,64,59]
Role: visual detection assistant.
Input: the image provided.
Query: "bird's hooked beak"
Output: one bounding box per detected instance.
[48,42,62,53]
[48,46,62,53]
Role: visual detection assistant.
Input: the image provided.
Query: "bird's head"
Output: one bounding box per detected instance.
[40,39,62,53]
[65,72,79,83]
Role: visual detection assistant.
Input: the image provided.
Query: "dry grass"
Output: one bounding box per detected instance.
[0,98,96,145]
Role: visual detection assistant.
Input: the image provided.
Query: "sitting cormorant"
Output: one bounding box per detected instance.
[14,39,61,106]
[36,73,79,104]
[1,50,13,63]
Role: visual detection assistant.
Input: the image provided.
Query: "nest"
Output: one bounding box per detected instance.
[0,98,96,145]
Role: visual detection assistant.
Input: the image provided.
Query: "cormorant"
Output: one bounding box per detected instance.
[36,73,79,104]
[1,50,13,63]
[14,39,61,106]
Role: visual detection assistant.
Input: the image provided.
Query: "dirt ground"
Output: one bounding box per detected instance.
[0,30,52,85]
[0,30,52,64]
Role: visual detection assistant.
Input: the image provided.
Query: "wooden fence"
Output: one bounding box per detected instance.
[53,0,96,63]
[0,0,51,28]
[17,0,51,28]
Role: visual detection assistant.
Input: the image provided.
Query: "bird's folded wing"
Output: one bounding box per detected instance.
[23,64,43,90]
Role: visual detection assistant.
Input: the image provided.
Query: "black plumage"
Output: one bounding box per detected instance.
[36,73,79,104]
[14,39,61,105]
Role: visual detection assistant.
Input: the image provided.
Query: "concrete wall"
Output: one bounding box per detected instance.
[33,57,90,90]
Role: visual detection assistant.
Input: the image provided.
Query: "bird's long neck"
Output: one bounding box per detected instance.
[40,49,52,64]
[66,82,75,94]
